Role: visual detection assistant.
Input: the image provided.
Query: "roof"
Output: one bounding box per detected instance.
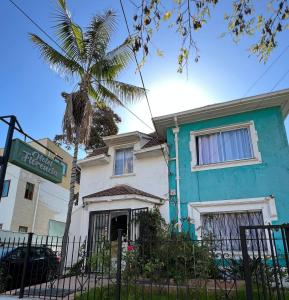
[87,147,108,158]
[83,184,164,201]
[153,89,289,138]
[84,133,165,159]
[142,136,165,148]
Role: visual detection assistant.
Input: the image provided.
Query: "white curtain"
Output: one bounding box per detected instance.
[114,148,133,175]
[198,128,253,165]
[202,211,265,251]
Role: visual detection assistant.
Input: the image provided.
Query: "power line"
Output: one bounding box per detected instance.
[119,0,169,166]
[271,68,289,91]
[243,44,289,97]
[7,0,155,134]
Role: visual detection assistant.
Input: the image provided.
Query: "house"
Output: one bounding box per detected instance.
[0,138,80,236]
[70,131,168,242]
[153,89,289,243]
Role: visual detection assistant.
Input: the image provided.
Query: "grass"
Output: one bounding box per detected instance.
[75,285,289,300]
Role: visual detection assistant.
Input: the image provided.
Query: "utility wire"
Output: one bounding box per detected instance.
[271,68,289,91]
[7,0,155,133]
[243,43,289,97]
[119,0,169,166]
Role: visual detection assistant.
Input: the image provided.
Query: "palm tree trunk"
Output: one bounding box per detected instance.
[60,140,79,273]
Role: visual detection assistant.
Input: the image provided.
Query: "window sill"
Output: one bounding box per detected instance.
[191,158,262,172]
[110,173,136,179]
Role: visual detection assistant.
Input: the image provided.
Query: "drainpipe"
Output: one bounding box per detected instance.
[173,116,181,232]
[32,180,41,233]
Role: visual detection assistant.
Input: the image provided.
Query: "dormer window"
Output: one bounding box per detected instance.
[114,148,133,175]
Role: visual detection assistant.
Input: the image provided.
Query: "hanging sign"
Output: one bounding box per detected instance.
[9,139,63,183]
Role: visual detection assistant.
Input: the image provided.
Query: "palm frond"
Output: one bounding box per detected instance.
[54,0,85,61]
[99,80,146,104]
[89,60,124,81]
[29,33,83,76]
[97,83,124,106]
[104,38,133,69]
[85,10,117,64]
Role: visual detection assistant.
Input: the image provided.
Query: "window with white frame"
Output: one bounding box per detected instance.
[202,211,264,251]
[114,148,133,175]
[190,122,261,170]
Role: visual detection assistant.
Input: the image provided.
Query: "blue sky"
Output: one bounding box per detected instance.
[1,0,288,155]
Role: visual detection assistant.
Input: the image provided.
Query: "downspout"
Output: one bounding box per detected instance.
[32,180,41,233]
[173,116,181,232]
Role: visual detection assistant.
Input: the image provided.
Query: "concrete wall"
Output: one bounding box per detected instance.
[167,106,289,230]
[0,164,20,230]
[2,164,69,235]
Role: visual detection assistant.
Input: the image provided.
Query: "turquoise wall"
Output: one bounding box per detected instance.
[167,106,289,231]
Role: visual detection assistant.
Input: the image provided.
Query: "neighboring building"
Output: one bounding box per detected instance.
[0,138,78,236]
[70,132,168,241]
[154,89,289,242]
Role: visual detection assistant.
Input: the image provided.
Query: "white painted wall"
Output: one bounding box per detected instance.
[72,138,169,238]
[0,163,69,235]
[0,164,20,230]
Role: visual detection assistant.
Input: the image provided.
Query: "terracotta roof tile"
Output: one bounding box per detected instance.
[83,184,164,201]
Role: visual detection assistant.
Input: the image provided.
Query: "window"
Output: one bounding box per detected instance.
[197,128,253,165]
[2,180,10,197]
[114,148,133,175]
[48,220,65,237]
[18,226,28,233]
[202,211,264,251]
[190,122,261,170]
[55,158,67,176]
[0,224,3,230]
[24,182,34,200]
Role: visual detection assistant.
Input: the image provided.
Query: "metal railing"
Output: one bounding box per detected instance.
[0,226,288,300]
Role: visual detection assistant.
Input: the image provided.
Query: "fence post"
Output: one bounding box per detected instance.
[115,229,123,300]
[19,232,33,298]
[240,227,253,300]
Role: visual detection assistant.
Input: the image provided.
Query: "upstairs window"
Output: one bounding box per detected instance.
[190,122,261,170]
[197,128,253,165]
[114,148,133,175]
[24,182,35,200]
[2,180,10,197]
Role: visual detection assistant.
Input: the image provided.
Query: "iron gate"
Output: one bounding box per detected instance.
[240,224,289,300]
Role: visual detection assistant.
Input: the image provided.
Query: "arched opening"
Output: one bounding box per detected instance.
[110,213,128,241]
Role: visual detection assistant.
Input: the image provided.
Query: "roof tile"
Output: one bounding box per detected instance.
[83,184,164,201]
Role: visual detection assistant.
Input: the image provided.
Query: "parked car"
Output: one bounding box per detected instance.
[0,245,60,290]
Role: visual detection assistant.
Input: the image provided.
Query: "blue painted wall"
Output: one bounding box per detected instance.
[167,106,289,232]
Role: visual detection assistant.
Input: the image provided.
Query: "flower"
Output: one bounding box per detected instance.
[127,245,135,252]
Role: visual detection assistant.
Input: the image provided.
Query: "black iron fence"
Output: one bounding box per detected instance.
[0,226,289,300]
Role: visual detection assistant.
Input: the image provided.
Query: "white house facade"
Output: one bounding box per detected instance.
[70,131,169,241]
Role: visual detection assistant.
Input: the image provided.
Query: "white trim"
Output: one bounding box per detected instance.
[173,125,182,232]
[77,154,110,167]
[110,173,136,179]
[188,197,277,239]
[190,121,262,171]
[153,89,289,138]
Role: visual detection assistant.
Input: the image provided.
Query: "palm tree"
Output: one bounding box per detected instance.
[30,0,144,264]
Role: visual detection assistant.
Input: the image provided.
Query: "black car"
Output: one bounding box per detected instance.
[0,245,60,290]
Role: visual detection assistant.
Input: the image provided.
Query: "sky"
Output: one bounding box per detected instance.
[0,0,289,157]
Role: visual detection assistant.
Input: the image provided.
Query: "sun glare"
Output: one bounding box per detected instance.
[118,79,213,133]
